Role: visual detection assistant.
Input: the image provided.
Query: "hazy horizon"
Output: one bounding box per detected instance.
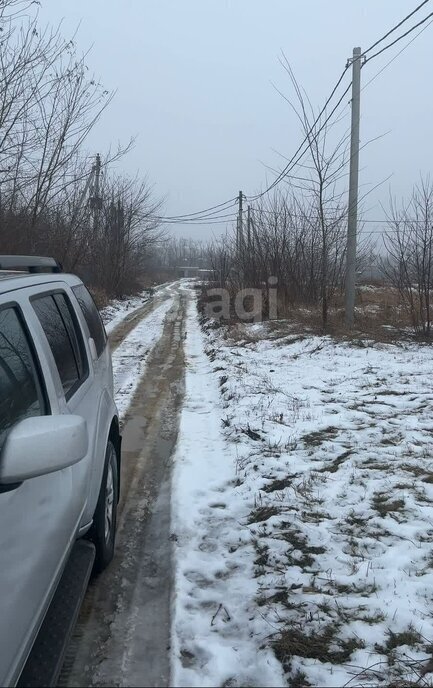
[38,1,433,243]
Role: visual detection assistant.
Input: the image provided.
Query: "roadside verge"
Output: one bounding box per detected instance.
[170,289,284,688]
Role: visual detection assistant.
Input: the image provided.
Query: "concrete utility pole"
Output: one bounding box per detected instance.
[94,153,101,201]
[247,205,252,249]
[90,153,103,233]
[237,190,243,252]
[344,47,362,328]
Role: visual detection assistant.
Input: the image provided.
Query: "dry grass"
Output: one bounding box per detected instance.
[197,282,424,343]
[316,449,352,473]
[89,287,110,310]
[262,475,297,492]
[272,624,365,666]
[247,505,281,524]
[383,627,422,652]
[301,426,339,447]
[372,492,406,519]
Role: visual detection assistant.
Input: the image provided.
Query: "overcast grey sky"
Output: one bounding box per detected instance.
[39,0,433,241]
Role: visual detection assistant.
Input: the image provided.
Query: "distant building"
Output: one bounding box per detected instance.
[175,265,200,278]
[175,266,215,280]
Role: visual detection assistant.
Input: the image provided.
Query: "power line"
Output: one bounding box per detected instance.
[361,219,433,224]
[158,197,237,221]
[161,213,237,226]
[251,210,433,224]
[361,17,433,91]
[363,0,431,55]
[156,206,237,223]
[162,219,236,226]
[357,228,433,236]
[331,17,433,130]
[162,217,236,225]
[246,0,433,204]
[364,9,433,62]
[248,76,352,202]
[150,0,433,227]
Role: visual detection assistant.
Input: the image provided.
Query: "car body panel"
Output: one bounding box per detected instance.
[0,272,119,686]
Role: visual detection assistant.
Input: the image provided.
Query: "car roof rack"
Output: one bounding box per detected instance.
[0,255,62,274]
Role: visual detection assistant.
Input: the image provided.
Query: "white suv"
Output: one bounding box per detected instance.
[0,256,121,687]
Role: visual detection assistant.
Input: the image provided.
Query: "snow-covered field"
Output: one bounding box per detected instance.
[172,294,433,687]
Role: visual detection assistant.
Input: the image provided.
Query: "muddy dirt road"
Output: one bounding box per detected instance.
[109,283,177,353]
[59,285,188,688]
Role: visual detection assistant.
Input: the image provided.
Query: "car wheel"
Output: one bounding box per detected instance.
[89,440,118,573]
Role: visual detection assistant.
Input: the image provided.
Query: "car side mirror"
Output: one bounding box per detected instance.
[0,415,88,484]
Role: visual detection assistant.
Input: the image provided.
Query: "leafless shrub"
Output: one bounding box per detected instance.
[0,0,163,297]
[382,177,433,338]
[216,58,374,330]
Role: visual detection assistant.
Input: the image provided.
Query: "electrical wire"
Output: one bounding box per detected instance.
[364,9,433,62]
[161,217,237,226]
[326,17,433,128]
[161,212,237,223]
[157,197,237,221]
[155,205,237,224]
[362,17,433,91]
[362,0,430,55]
[246,0,433,204]
[249,207,433,225]
[248,75,352,202]
[148,0,433,227]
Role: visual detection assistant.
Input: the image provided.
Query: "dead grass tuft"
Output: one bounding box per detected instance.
[374,626,424,667]
[317,450,352,473]
[263,475,298,492]
[253,542,270,569]
[301,426,339,447]
[290,669,312,687]
[384,627,422,652]
[273,624,365,667]
[361,459,392,471]
[372,493,406,519]
[275,527,326,569]
[247,505,280,524]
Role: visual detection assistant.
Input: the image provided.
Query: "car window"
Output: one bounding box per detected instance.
[32,293,88,399]
[53,293,86,379]
[72,284,107,358]
[0,307,46,450]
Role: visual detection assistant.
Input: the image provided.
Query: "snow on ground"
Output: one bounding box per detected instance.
[101,292,150,334]
[172,297,433,687]
[111,297,174,419]
[171,292,284,688]
[101,281,174,334]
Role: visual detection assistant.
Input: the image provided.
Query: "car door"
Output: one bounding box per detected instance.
[0,301,84,687]
[69,283,114,525]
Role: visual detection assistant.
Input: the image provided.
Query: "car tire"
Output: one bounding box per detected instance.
[89,440,118,574]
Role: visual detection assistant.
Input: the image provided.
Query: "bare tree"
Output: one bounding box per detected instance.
[0,1,164,298]
[383,177,433,337]
[276,57,351,327]
[84,173,164,296]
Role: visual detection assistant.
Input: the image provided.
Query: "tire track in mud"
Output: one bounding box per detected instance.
[108,283,177,354]
[59,288,188,687]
